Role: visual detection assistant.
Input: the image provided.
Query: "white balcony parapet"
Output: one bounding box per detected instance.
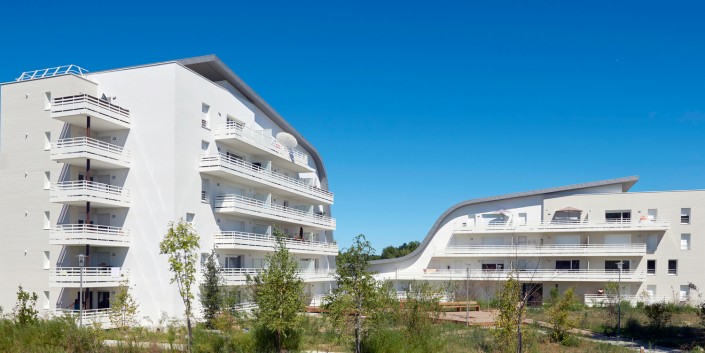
[51,181,130,207]
[57,309,112,327]
[200,153,332,204]
[395,269,644,282]
[50,267,128,287]
[218,268,335,285]
[435,244,647,257]
[215,194,335,230]
[51,94,130,129]
[214,231,338,255]
[215,122,310,169]
[584,294,675,307]
[51,137,130,168]
[50,224,130,247]
[454,219,670,233]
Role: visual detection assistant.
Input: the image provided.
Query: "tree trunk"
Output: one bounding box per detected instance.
[186,315,193,352]
[276,330,282,353]
[355,312,361,353]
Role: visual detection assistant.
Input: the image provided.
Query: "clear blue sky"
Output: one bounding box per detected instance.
[2,1,703,252]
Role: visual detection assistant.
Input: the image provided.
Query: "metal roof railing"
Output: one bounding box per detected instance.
[16,65,88,81]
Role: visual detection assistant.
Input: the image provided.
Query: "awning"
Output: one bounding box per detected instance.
[556,207,583,212]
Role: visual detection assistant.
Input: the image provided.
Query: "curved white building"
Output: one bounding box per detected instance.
[0,56,335,325]
[370,177,704,306]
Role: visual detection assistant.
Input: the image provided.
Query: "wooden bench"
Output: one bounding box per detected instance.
[439,301,480,312]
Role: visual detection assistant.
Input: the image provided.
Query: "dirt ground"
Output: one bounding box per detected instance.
[439,309,499,326]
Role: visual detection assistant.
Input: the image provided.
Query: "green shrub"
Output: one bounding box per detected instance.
[644,302,672,329]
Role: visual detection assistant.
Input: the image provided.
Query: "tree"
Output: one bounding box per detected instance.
[325,234,381,353]
[547,287,577,343]
[109,276,139,330]
[248,230,304,353]
[495,275,523,351]
[159,219,200,352]
[14,285,38,326]
[200,250,222,329]
[372,241,421,260]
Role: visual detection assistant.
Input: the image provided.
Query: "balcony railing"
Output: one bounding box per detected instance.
[454,218,670,233]
[200,153,333,204]
[51,94,130,128]
[215,122,309,169]
[218,268,335,284]
[215,194,335,229]
[50,224,130,247]
[214,231,338,255]
[583,294,675,307]
[50,267,128,287]
[57,309,111,327]
[436,243,647,257]
[399,269,644,282]
[51,137,130,168]
[51,181,130,207]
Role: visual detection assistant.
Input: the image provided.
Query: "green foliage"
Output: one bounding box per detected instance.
[248,229,304,353]
[159,219,200,351]
[109,276,140,330]
[644,302,672,329]
[0,316,103,353]
[14,285,38,326]
[372,241,420,260]
[192,325,255,353]
[547,287,577,343]
[699,302,705,327]
[494,276,524,350]
[199,250,222,329]
[325,234,386,353]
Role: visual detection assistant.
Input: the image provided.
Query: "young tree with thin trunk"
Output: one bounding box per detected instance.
[324,234,381,353]
[109,276,139,330]
[248,230,304,353]
[199,250,222,329]
[159,219,200,352]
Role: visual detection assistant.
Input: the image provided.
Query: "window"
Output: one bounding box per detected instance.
[646,285,656,297]
[43,251,50,270]
[555,260,580,271]
[668,260,677,275]
[647,260,656,275]
[681,208,691,224]
[201,140,209,153]
[43,171,50,190]
[43,291,50,310]
[201,103,210,129]
[186,213,195,224]
[647,209,658,221]
[681,234,691,250]
[201,179,210,202]
[605,210,631,223]
[481,263,504,270]
[44,132,51,150]
[605,260,630,272]
[680,285,690,302]
[44,92,51,110]
[43,211,50,230]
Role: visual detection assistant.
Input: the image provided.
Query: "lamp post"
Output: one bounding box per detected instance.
[78,254,85,328]
[617,260,623,337]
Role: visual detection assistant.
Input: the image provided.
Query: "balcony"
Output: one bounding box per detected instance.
[435,243,647,257]
[215,194,335,230]
[214,122,312,172]
[214,231,338,256]
[200,153,333,205]
[56,309,112,327]
[51,181,130,208]
[454,219,670,234]
[584,294,673,308]
[49,267,128,288]
[218,268,335,285]
[51,94,130,131]
[51,137,130,169]
[394,269,644,282]
[50,224,130,247]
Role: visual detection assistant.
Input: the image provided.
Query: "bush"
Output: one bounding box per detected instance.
[644,302,672,329]
[253,324,301,352]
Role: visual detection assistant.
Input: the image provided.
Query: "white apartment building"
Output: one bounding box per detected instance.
[0,55,336,326]
[370,177,704,306]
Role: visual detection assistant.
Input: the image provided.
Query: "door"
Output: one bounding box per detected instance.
[96,213,110,227]
[522,283,543,306]
[554,235,580,245]
[93,252,111,267]
[516,236,528,245]
[225,256,241,269]
[646,234,658,253]
[604,234,631,245]
[680,285,689,302]
[97,291,110,309]
[648,209,657,221]
[518,213,527,226]
[95,174,110,185]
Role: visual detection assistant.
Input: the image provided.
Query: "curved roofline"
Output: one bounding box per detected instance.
[370,176,639,266]
[175,55,331,192]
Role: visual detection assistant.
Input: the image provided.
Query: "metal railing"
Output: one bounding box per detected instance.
[584,294,675,307]
[200,153,332,203]
[17,65,88,81]
[50,224,130,246]
[57,309,111,326]
[51,137,130,166]
[411,268,643,281]
[51,180,130,205]
[52,94,130,125]
[218,268,335,283]
[214,231,338,254]
[50,267,128,286]
[455,218,670,233]
[436,243,647,256]
[215,194,335,229]
[215,121,309,168]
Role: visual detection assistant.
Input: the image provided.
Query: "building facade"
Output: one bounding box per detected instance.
[0,56,336,326]
[370,177,703,306]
